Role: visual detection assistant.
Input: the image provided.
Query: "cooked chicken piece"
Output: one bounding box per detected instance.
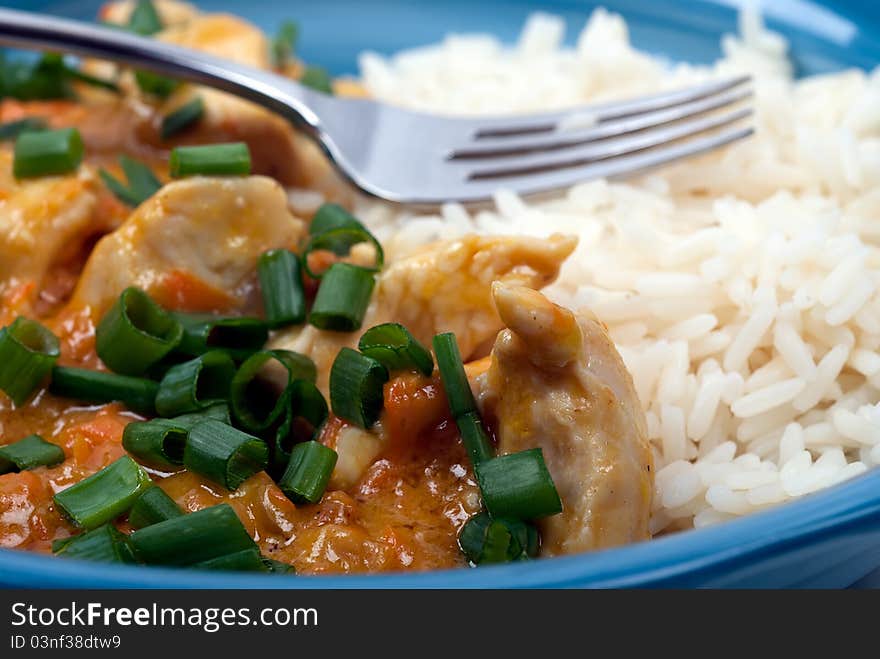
[271,233,577,394]
[70,176,306,316]
[478,283,652,556]
[0,152,111,310]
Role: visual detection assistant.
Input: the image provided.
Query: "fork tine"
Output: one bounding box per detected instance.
[469,75,752,140]
[465,107,752,180]
[451,125,754,202]
[449,85,752,159]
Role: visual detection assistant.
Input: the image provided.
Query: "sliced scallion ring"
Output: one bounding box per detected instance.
[329,347,388,429]
[122,418,187,469]
[171,312,268,359]
[433,332,477,420]
[257,249,306,328]
[49,367,159,415]
[303,204,383,279]
[161,96,204,140]
[52,524,136,563]
[183,419,268,490]
[458,512,539,565]
[194,547,269,572]
[0,434,64,474]
[53,456,152,530]
[0,316,60,406]
[129,503,256,566]
[128,486,183,530]
[475,448,563,521]
[154,351,235,417]
[96,287,183,375]
[169,142,252,177]
[13,127,84,178]
[358,322,433,376]
[308,263,375,332]
[277,440,337,504]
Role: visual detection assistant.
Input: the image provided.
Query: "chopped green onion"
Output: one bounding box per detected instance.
[122,418,186,469]
[128,486,183,530]
[128,0,163,36]
[455,412,494,466]
[329,348,388,428]
[171,402,231,429]
[358,323,433,376]
[475,448,563,520]
[129,503,256,566]
[230,350,315,434]
[300,66,333,94]
[309,263,375,332]
[172,312,268,358]
[134,69,178,98]
[0,316,60,406]
[0,117,47,141]
[262,557,295,574]
[274,380,329,473]
[64,66,120,93]
[194,548,268,572]
[49,367,159,415]
[155,351,235,417]
[270,20,299,68]
[99,155,161,207]
[0,434,64,474]
[54,456,152,530]
[277,441,337,504]
[169,142,252,177]
[257,249,306,328]
[0,434,60,474]
[161,96,204,139]
[96,287,183,375]
[0,54,70,100]
[458,512,538,565]
[184,419,268,490]
[12,127,83,178]
[433,332,477,420]
[52,524,136,563]
[303,204,384,278]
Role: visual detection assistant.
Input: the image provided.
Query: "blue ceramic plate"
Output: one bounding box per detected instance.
[1,0,879,588]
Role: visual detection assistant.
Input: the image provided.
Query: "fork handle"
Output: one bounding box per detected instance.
[0,8,322,135]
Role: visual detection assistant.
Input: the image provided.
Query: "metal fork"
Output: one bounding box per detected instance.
[0,8,753,205]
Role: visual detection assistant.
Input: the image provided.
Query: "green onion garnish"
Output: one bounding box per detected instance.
[274,379,329,472]
[169,142,252,177]
[134,69,179,98]
[270,20,299,68]
[195,548,268,572]
[0,435,64,474]
[257,249,306,328]
[0,316,60,406]
[303,204,384,278]
[122,418,186,470]
[52,524,136,563]
[53,456,152,530]
[12,127,83,178]
[128,486,183,530]
[99,155,161,207]
[96,287,183,375]
[172,312,268,358]
[433,332,477,420]
[230,350,316,434]
[458,512,538,565]
[161,96,204,140]
[329,348,388,428]
[171,402,231,428]
[0,54,70,100]
[475,448,563,520]
[358,323,434,376]
[49,367,159,415]
[0,117,47,141]
[309,263,375,332]
[154,351,235,417]
[183,419,268,490]
[129,503,256,566]
[454,412,493,466]
[128,0,163,36]
[300,66,333,94]
[277,440,337,504]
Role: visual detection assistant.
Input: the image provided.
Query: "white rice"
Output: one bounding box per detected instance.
[353,5,880,531]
